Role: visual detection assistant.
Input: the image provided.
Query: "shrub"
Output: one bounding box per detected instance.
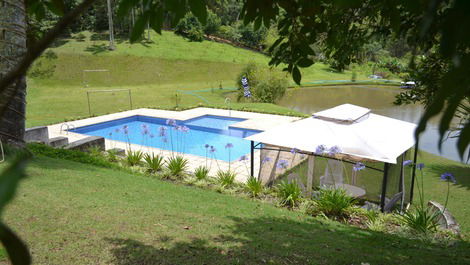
[143,153,164,174]
[217,25,241,42]
[126,150,143,167]
[194,165,210,180]
[204,10,221,35]
[236,63,288,103]
[175,12,204,42]
[277,180,302,208]
[245,176,263,197]
[106,149,120,162]
[236,22,267,48]
[27,143,115,169]
[166,156,189,178]
[313,188,356,220]
[401,205,440,234]
[217,170,236,188]
[87,146,103,158]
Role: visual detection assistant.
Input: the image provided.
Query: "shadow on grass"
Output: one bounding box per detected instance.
[106,216,470,265]
[85,44,110,55]
[426,163,470,190]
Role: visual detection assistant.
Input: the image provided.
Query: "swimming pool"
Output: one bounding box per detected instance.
[70,115,261,162]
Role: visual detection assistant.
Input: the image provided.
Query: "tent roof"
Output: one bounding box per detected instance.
[246,104,417,164]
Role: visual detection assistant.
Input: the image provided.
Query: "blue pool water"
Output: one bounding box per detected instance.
[70,115,261,162]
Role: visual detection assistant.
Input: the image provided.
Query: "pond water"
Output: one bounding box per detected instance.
[277,85,468,163]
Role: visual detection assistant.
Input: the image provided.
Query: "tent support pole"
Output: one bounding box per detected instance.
[409,142,419,204]
[380,163,390,212]
[250,141,254,177]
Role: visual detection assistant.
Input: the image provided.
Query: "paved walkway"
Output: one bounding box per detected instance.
[47,108,300,182]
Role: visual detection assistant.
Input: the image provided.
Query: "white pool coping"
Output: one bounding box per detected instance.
[47,107,301,182]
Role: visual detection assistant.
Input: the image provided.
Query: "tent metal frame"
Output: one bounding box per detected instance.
[249,141,418,212]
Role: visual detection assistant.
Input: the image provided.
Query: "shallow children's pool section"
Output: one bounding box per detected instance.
[71,115,261,162]
[47,108,300,182]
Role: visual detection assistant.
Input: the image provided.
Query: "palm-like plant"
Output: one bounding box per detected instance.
[314,188,356,220]
[126,150,143,166]
[245,176,263,197]
[194,165,210,180]
[166,156,189,178]
[217,170,236,188]
[143,153,164,173]
[277,180,302,208]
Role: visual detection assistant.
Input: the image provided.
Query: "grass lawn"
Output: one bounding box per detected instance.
[2,155,470,264]
[26,30,380,127]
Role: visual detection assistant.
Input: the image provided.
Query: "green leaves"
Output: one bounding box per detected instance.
[0,224,31,265]
[0,152,30,212]
[118,0,209,43]
[27,0,65,19]
[188,0,207,24]
[0,151,32,265]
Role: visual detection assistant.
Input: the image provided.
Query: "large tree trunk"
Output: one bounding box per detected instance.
[0,0,27,146]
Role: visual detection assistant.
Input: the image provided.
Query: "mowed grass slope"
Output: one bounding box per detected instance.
[26,31,362,127]
[3,155,470,265]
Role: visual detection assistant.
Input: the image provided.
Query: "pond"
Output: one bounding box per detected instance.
[277,85,468,163]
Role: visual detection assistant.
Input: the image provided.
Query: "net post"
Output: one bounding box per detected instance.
[87,91,91,116]
[250,141,254,177]
[380,163,390,212]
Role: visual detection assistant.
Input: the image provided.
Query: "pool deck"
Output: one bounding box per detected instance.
[47,108,300,182]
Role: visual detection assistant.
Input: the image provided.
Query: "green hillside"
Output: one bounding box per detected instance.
[26,31,371,126]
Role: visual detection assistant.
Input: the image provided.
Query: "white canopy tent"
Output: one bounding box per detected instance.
[246,104,417,164]
[246,104,419,211]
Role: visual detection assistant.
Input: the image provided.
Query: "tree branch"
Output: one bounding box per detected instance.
[0,0,97,96]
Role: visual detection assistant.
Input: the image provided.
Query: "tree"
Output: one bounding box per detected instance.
[237,0,470,160]
[0,0,28,147]
[106,0,115,49]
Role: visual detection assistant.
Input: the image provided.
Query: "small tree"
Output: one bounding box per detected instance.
[236,63,288,103]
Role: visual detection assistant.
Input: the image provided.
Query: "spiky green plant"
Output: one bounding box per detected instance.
[277,180,302,208]
[314,188,356,220]
[126,150,143,166]
[217,170,236,188]
[194,165,209,180]
[245,176,263,197]
[143,153,165,173]
[401,205,440,234]
[165,156,189,178]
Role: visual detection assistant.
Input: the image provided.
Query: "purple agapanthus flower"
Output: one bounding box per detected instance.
[166,119,177,126]
[141,127,149,135]
[353,162,366,172]
[262,157,272,164]
[122,125,129,135]
[328,145,342,156]
[440,172,456,183]
[239,155,248,161]
[158,126,167,137]
[416,163,425,170]
[204,144,210,149]
[210,146,216,153]
[315,145,327,154]
[180,125,190,133]
[290,148,299,154]
[403,160,413,166]
[225,143,233,149]
[141,124,148,129]
[276,159,289,169]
